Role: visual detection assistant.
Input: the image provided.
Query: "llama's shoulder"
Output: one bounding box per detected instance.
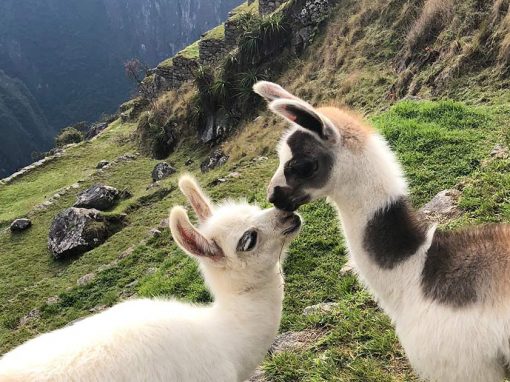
[421,223,510,308]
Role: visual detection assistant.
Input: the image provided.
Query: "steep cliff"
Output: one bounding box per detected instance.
[0,0,243,176]
[0,70,52,178]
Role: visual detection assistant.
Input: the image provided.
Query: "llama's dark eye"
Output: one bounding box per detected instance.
[237,230,258,252]
[289,158,318,178]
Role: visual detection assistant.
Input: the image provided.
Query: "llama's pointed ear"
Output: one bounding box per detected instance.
[269,99,335,142]
[178,175,213,223]
[253,81,301,102]
[169,206,224,260]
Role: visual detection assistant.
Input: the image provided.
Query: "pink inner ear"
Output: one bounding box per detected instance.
[176,221,224,259]
[280,105,297,122]
[189,189,211,221]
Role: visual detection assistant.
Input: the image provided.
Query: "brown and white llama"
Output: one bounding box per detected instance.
[254,81,510,382]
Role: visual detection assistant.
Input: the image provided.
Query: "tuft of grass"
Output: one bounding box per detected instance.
[177,41,200,60]
[405,0,454,52]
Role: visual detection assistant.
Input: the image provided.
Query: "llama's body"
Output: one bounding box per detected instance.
[254,81,510,381]
[0,290,282,382]
[0,176,301,382]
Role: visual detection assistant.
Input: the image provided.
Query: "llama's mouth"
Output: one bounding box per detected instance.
[282,214,302,235]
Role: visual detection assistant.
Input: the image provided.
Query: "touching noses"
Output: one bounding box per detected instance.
[268,185,296,212]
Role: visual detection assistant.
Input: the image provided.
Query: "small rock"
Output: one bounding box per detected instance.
[89,304,107,313]
[77,272,96,286]
[254,156,269,162]
[200,150,229,173]
[209,178,227,186]
[149,228,161,238]
[227,172,241,179]
[96,160,110,169]
[46,296,61,305]
[248,368,269,382]
[117,153,138,162]
[10,218,32,232]
[490,144,509,159]
[151,162,176,182]
[125,280,139,289]
[71,183,80,189]
[340,259,355,275]
[146,181,161,190]
[75,184,120,210]
[420,189,462,222]
[18,309,40,327]
[146,267,157,275]
[159,218,169,229]
[303,302,340,316]
[269,329,324,354]
[185,159,193,166]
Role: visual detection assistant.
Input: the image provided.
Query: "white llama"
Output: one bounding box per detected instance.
[0,175,302,382]
[254,81,510,382]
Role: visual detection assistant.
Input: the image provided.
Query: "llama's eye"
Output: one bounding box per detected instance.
[237,230,258,252]
[291,158,318,178]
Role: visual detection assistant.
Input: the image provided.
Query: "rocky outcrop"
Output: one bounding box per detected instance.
[420,189,462,223]
[151,162,177,182]
[84,122,108,140]
[259,0,289,15]
[48,208,125,259]
[10,218,32,232]
[199,38,228,65]
[200,150,229,172]
[74,184,121,210]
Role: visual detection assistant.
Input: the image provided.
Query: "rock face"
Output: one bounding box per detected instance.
[74,184,120,210]
[48,208,125,259]
[420,189,462,222]
[10,218,32,232]
[151,162,177,182]
[200,150,229,173]
[85,122,108,140]
[96,160,110,169]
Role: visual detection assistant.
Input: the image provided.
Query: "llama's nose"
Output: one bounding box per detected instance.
[268,186,297,212]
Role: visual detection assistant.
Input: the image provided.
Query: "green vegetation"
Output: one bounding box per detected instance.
[55,127,84,148]
[177,40,200,60]
[1,1,509,381]
[203,24,226,41]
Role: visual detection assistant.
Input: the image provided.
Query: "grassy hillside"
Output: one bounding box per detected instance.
[1,0,509,381]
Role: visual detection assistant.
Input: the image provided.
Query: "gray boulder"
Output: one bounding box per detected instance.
[200,150,229,173]
[48,207,125,259]
[420,189,462,222]
[151,162,176,182]
[10,218,32,232]
[96,160,110,169]
[74,184,120,210]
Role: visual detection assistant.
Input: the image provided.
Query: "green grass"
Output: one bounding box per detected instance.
[157,57,173,70]
[176,40,200,60]
[1,98,508,382]
[202,24,225,41]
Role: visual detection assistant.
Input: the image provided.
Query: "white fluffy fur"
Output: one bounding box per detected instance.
[257,79,510,382]
[0,175,300,382]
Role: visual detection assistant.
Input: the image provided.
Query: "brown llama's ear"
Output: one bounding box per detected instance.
[169,207,224,260]
[269,99,336,142]
[178,175,213,223]
[253,81,302,102]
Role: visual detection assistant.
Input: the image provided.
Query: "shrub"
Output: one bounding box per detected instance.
[55,127,84,147]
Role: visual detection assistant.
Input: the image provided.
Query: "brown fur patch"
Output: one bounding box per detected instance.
[422,224,510,307]
[317,106,374,150]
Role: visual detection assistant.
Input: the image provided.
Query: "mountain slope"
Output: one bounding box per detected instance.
[0,0,244,177]
[0,1,509,381]
[0,70,52,178]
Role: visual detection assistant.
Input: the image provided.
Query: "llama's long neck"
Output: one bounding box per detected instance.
[330,134,431,318]
[207,265,284,379]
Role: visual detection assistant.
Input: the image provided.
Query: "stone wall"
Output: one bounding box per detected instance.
[259,0,290,15]
[154,55,199,92]
[199,38,228,66]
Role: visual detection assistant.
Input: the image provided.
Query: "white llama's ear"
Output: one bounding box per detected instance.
[253,81,302,102]
[269,99,335,142]
[178,175,213,223]
[169,206,224,260]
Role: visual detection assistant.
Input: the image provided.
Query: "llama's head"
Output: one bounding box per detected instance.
[253,81,392,212]
[169,175,301,294]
